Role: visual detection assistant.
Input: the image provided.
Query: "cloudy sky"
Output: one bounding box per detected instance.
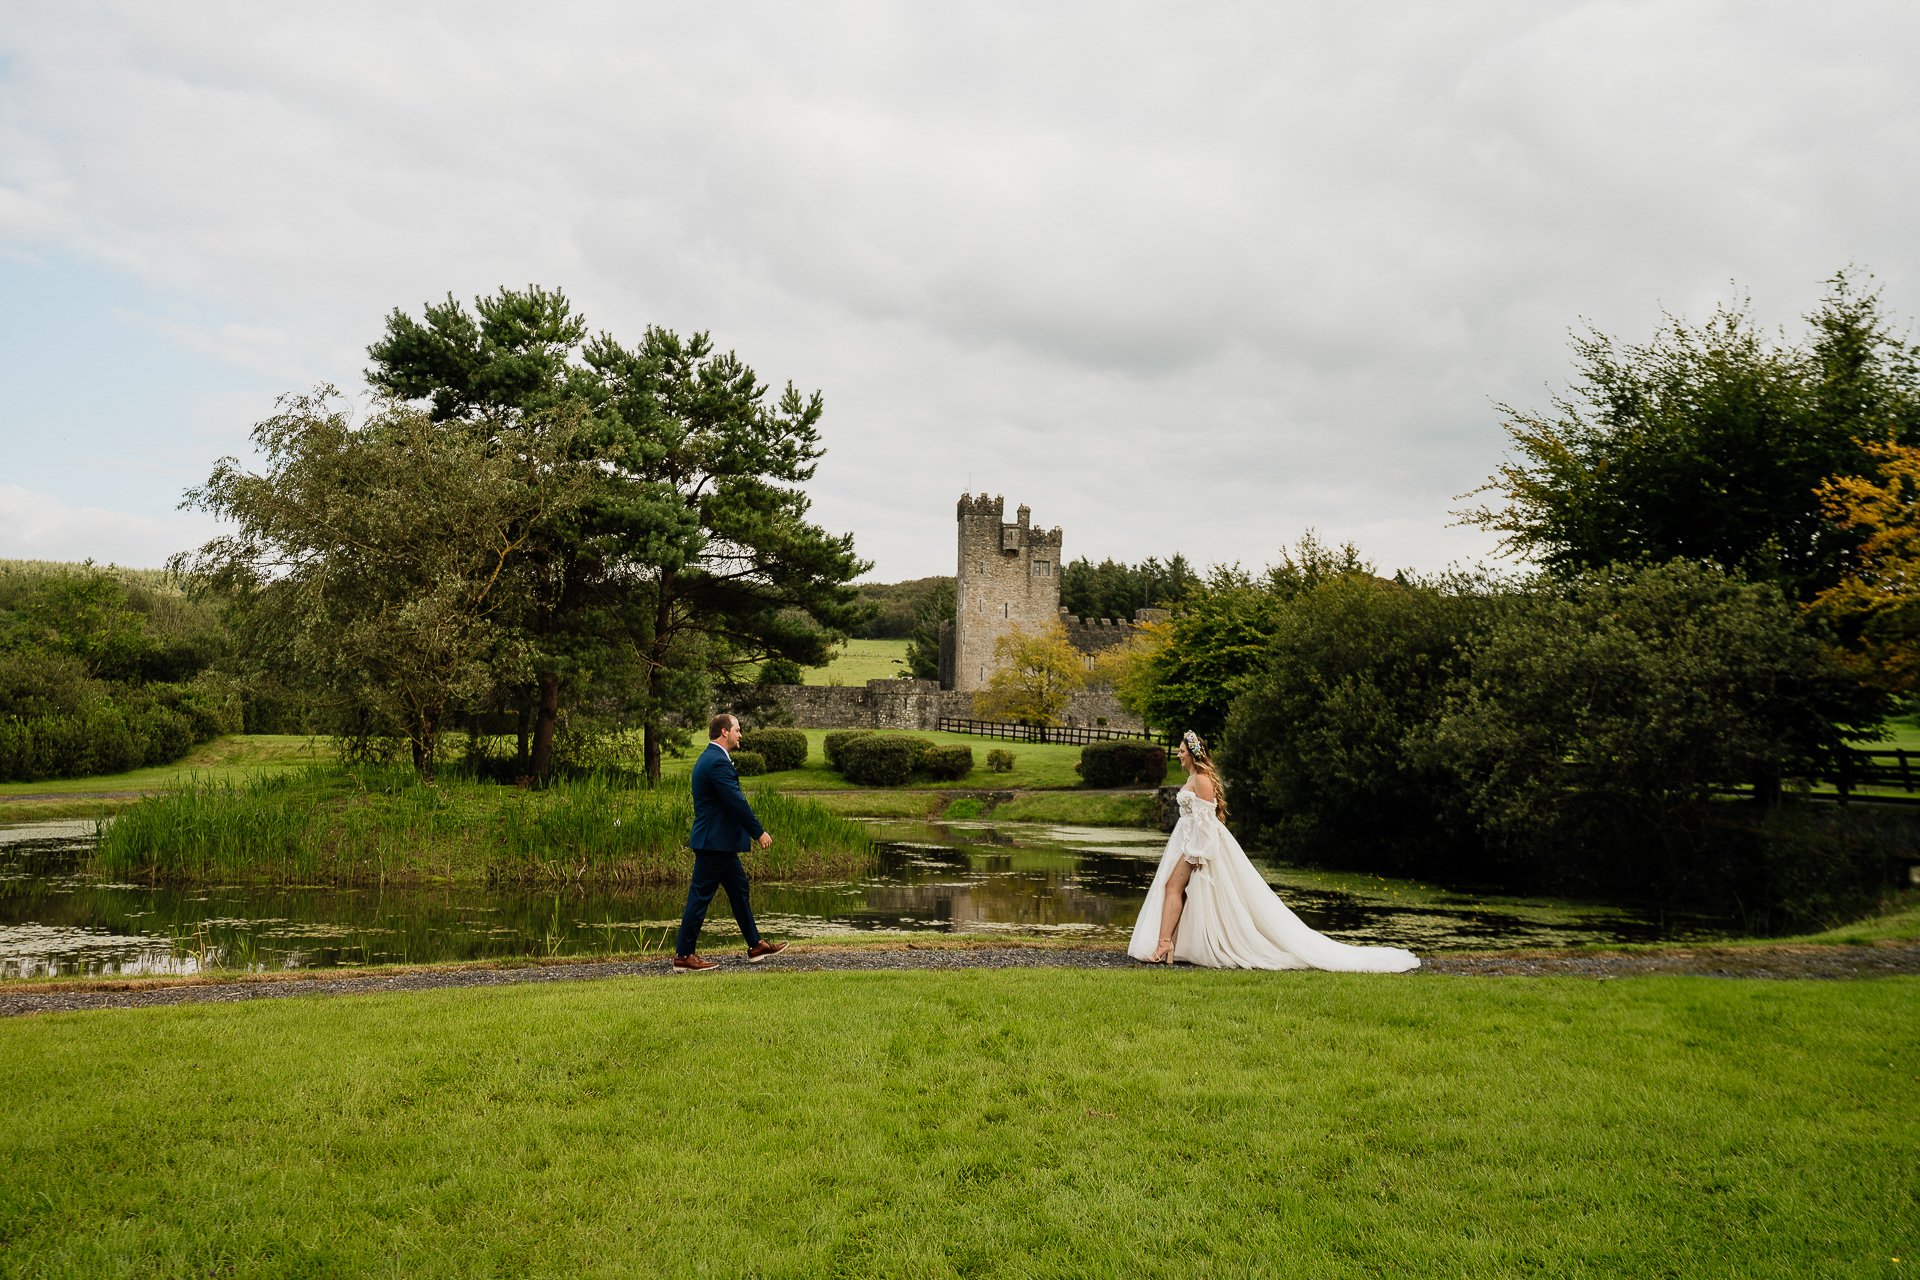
[2,1,1915,582]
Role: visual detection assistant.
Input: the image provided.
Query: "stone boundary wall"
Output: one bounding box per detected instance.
[742,679,1145,734]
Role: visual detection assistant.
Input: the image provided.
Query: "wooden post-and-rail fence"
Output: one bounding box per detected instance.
[934,718,1164,747]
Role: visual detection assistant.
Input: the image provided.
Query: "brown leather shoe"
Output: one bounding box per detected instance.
[672,954,719,973]
[746,940,789,963]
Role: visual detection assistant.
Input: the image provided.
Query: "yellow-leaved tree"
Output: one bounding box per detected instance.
[1810,439,1920,690]
[972,622,1085,726]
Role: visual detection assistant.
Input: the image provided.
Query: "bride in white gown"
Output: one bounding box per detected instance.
[1128,731,1420,972]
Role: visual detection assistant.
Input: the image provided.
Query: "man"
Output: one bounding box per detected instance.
[674,713,790,972]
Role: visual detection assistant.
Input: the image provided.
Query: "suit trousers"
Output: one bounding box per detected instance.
[676,849,762,956]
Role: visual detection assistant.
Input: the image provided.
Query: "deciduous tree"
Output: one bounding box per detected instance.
[1810,439,1920,691]
[175,389,600,778]
[972,621,1084,727]
[1456,271,1920,601]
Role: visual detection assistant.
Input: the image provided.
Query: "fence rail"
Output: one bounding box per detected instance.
[935,717,1162,747]
[1699,748,1920,806]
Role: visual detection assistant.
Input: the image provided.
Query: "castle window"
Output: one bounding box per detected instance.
[1034,561,1050,576]
[1002,603,1008,618]
[1083,656,1094,670]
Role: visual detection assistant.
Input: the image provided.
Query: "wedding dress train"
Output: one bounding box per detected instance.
[1126,788,1420,972]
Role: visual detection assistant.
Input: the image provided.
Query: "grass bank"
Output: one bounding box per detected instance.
[0,734,323,821]
[90,765,872,887]
[802,788,1158,826]
[2,970,1911,1277]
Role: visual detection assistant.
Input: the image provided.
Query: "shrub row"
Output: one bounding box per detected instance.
[1,706,189,782]
[738,728,807,773]
[823,731,974,786]
[0,681,241,783]
[1080,741,1169,788]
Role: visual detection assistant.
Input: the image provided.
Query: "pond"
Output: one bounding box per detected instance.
[0,817,1739,978]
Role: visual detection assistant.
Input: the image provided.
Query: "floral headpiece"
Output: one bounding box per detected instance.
[1181,730,1207,760]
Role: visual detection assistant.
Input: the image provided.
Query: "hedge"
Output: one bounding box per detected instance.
[0,683,239,783]
[987,748,1016,773]
[922,744,974,781]
[739,728,807,773]
[731,750,768,778]
[1080,740,1169,788]
[840,734,929,786]
[824,730,876,771]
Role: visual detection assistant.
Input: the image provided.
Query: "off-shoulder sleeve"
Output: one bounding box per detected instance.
[1182,802,1222,867]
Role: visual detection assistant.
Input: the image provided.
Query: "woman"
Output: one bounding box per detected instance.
[1128,731,1420,972]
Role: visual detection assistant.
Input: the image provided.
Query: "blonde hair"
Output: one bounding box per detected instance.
[1181,733,1230,822]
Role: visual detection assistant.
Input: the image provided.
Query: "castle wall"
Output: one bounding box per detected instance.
[741,680,1144,734]
[952,494,1062,692]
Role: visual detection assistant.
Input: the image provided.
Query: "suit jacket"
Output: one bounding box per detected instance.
[689,743,766,853]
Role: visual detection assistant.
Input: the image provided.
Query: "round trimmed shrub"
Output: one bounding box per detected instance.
[824,729,875,771]
[841,734,925,786]
[731,749,768,777]
[739,727,807,773]
[1080,740,1169,788]
[923,744,974,781]
[987,748,1016,773]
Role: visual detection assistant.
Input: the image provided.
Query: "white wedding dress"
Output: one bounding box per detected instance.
[1127,787,1420,972]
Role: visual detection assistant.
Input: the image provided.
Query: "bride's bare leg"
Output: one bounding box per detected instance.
[1151,861,1192,962]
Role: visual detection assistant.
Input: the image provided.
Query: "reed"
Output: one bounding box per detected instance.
[489,774,872,883]
[92,765,872,886]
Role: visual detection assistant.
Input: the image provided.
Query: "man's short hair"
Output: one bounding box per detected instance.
[709,713,738,741]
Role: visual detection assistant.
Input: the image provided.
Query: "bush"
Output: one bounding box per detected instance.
[923,744,974,781]
[133,706,195,767]
[739,728,807,773]
[824,730,875,771]
[731,750,767,777]
[841,734,927,786]
[1222,571,1494,875]
[1080,740,1168,788]
[1419,560,1873,896]
[987,748,1016,773]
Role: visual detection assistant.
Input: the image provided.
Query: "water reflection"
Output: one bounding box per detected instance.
[0,817,1738,977]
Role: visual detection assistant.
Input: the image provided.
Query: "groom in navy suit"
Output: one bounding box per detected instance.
[673,713,789,972]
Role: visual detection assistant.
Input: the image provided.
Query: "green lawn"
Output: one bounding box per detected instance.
[803,637,913,685]
[0,735,326,819]
[1,970,1911,1277]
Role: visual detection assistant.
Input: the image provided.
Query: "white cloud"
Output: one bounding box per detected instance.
[0,486,225,568]
[1,0,1916,577]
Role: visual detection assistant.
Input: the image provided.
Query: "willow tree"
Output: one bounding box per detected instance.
[174,389,599,778]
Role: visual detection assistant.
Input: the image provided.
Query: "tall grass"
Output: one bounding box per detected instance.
[92,765,872,886]
[491,775,872,882]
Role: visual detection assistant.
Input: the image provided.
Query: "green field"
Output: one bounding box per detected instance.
[801,637,913,685]
[1,969,1911,1277]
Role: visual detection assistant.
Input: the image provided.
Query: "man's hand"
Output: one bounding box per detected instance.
[758,832,774,850]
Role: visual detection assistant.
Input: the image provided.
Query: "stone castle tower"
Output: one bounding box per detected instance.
[938,494,1063,692]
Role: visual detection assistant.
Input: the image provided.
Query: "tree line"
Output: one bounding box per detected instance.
[1105,271,1920,926]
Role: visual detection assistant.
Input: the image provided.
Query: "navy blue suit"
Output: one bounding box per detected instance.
[677,743,767,956]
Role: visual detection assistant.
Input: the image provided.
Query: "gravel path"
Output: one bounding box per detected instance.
[4,940,1916,1018]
